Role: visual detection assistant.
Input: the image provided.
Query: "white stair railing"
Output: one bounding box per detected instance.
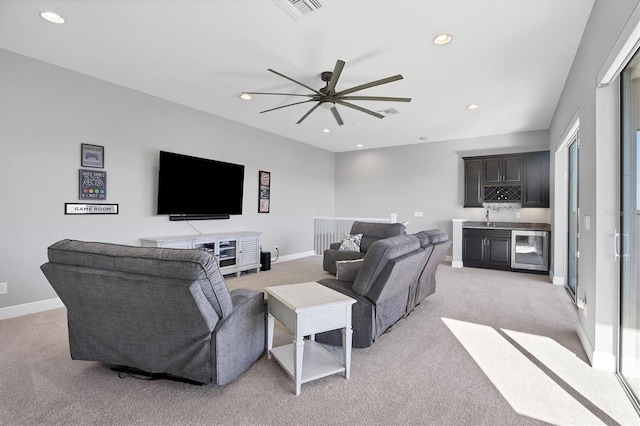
[313,215,394,255]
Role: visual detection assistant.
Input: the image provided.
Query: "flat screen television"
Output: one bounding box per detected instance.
[157,151,244,220]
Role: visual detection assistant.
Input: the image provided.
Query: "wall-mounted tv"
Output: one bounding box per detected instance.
[157,151,244,220]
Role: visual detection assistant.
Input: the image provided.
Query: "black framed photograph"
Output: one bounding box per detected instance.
[259,170,270,213]
[81,143,104,168]
[79,169,107,200]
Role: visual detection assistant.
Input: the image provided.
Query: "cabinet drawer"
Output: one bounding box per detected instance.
[463,228,511,239]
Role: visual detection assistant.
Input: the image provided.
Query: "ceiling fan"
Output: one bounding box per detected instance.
[243,59,411,126]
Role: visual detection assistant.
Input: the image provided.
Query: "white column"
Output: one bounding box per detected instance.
[452,219,467,268]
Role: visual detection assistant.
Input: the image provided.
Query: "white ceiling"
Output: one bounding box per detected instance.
[0,0,594,153]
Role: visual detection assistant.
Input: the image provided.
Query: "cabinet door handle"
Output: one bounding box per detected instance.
[614,229,620,261]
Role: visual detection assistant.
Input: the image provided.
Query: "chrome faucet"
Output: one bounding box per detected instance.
[485,208,490,226]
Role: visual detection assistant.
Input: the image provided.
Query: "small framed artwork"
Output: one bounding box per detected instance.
[258,170,270,213]
[81,143,104,168]
[79,169,107,200]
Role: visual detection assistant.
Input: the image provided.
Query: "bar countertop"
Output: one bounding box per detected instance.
[462,221,551,232]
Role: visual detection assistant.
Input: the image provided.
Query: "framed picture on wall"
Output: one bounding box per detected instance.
[81,144,104,168]
[79,169,107,200]
[259,170,270,213]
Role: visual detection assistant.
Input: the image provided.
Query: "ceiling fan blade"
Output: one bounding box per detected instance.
[335,74,404,96]
[330,106,344,126]
[259,99,315,114]
[334,100,385,119]
[268,69,324,96]
[339,96,411,102]
[296,103,322,124]
[326,60,345,93]
[244,92,316,97]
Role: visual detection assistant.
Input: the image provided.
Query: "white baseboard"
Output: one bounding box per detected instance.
[576,320,594,366]
[550,269,565,286]
[272,250,316,264]
[445,255,453,263]
[0,297,64,320]
[592,351,617,372]
[575,320,617,372]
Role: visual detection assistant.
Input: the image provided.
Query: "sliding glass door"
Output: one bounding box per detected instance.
[620,49,640,410]
[567,136,579,299]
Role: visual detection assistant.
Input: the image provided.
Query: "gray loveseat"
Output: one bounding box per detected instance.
[316,230,450,348]
[40,239,265,385]
[323,221,406,275]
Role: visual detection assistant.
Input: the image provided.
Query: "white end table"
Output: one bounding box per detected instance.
[264,282,356,395]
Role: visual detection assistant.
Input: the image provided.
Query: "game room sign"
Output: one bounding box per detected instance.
[65,203,118,215]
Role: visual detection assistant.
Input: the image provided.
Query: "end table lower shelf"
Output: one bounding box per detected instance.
[270,340,345,384]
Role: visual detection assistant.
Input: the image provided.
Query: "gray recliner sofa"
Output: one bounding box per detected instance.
[316,234,432,348]
[323,221,406,275]
[408,230,452,312]
[40,239,265,385]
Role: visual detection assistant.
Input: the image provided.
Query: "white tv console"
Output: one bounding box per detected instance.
[140,231,261,277]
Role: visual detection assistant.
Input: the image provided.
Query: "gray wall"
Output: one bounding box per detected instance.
[0,49,335,309]
[335,130,550,237]
[548,0,639,369]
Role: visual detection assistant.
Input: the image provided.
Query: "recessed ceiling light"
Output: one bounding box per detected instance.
[433,34,452,45]
[356,144,364,148]
[239,93,252,100]
[467,104,480,110]
[40,11,65,24]
[322,128,331,133]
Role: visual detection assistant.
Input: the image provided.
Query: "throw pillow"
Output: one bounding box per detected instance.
[339,233,363,252]
[336,259,364,282]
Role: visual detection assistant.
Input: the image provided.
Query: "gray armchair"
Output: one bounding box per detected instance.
[323,221,406,275]
[40,239,265,385]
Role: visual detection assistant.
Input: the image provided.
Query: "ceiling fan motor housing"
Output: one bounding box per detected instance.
[320,71,334,96]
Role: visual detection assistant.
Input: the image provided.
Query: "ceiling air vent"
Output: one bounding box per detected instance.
[273,0,325,19]
[378,108,400,116]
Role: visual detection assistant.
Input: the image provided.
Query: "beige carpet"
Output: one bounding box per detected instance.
[1,257,638,425]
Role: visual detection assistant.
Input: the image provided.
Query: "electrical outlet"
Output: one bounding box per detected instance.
[274,245,279,251]
[0,282,7,295]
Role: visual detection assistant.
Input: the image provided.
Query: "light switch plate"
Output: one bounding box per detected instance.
[584,215,591,230]
[414,211,423,217]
